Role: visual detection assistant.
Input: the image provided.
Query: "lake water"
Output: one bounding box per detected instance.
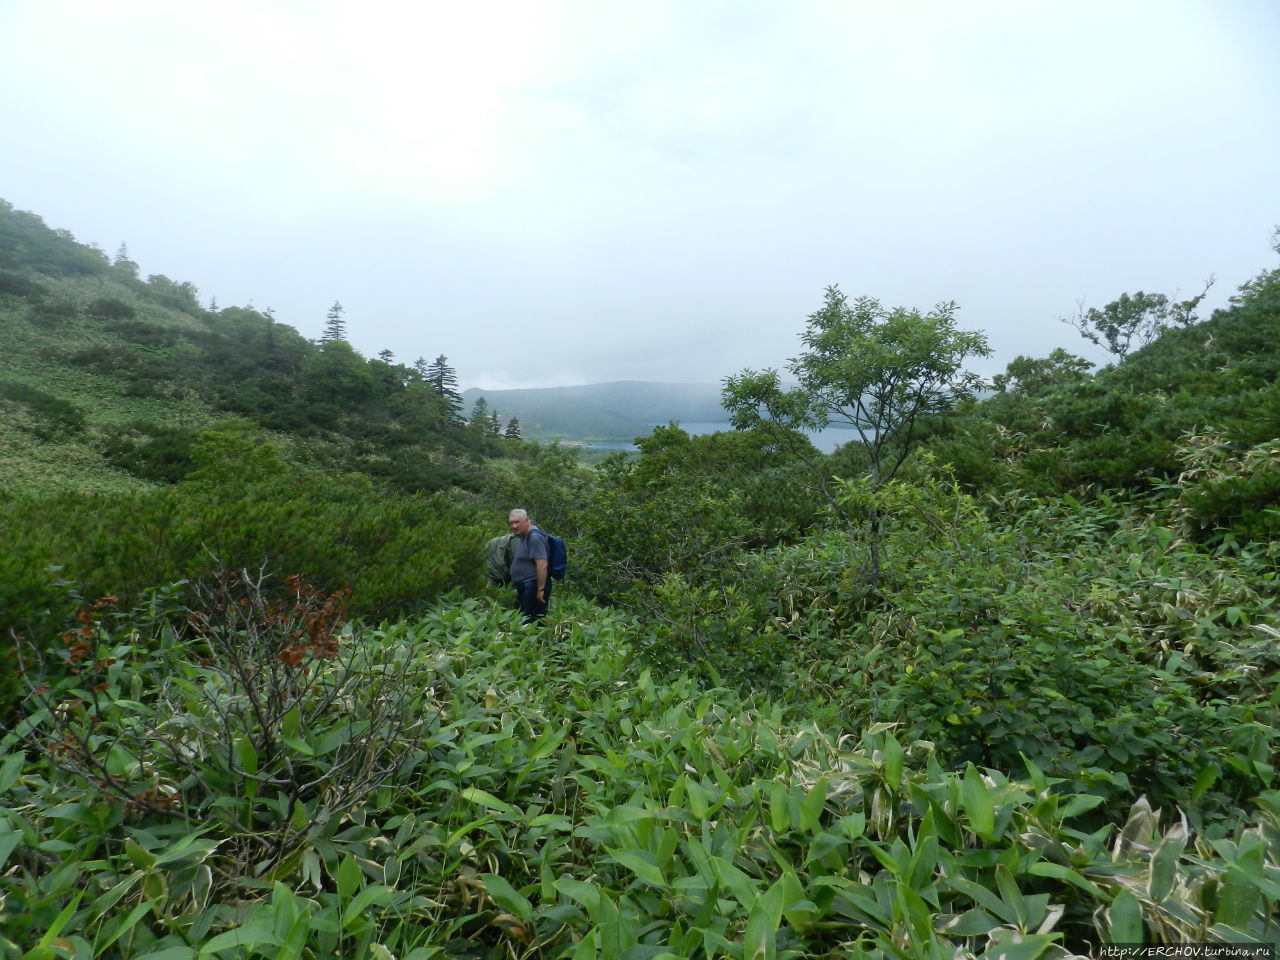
[584,421,860,454]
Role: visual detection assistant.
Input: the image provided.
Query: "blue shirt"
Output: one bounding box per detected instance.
[509,528,549,582]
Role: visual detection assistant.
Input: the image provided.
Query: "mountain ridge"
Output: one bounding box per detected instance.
[461,380,729,441]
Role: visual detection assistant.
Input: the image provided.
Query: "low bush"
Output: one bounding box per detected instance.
[4,595,1277,958]
[0,379,86,439]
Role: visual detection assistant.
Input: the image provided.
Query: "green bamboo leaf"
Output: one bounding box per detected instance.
[743,894,777,960]
[342,883,395,930]
[769,778,790,834]
[799,776,827,832]
[962,764,995,841]
[154,832,222,868]
[945,875,1017,925]
[713,856,760,913]
[609,849,665,887]
[940,907,1000,936]
[804,830,849,866]
[995,864,1028,929]
[530,722,569,761]
[1191,764,1219,801]
[336,853,363,900]
[1058,793,1104,819]
[1026,862,1106,898]
[460,787,516,815]
[1148,822,1187,903]
[656,827,679,870]
[93,899,157,954]
[0,828,19,870]
[270,881,300,941]
[481,875,537,921]
[555,877,603,914]
[571,929,598,960]
[685,778,710,820]
[30,892,81,953]
[197,923,282,956]
[0,752,24,793]
[1106,888,1144,944]
[895,882,934,945]
[882,734,904,792]
[977,929,1059,960]
[125,839,158,869]
[131,948,196,960]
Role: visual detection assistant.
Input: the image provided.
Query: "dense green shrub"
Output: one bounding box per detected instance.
[922,285,1280,502]
[101,424,200,483]
[0,379,86,438]
[5,595,1278,958]
[85,297,137,322]
[1168,432,1280,547]
[25,297,80,325]
[0,269,49,299]
[580,461,1279,823]
[0,451,489,645]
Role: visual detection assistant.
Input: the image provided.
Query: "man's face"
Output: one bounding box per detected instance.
[508,514,531,536]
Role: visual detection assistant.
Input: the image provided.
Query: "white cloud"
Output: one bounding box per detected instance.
[2,0,1277,387]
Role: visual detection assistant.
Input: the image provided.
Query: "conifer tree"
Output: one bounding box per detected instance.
[426,355,464,419]
[113,242,139,277]
[504,417,522,440]
[322,301,347,342]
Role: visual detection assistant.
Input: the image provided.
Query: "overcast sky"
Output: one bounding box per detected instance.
[2,1,1278,389]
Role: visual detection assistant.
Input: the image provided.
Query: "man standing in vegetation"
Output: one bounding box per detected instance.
[507,508,550,623]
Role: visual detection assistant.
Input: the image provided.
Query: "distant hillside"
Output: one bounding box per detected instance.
[462,381,728,441]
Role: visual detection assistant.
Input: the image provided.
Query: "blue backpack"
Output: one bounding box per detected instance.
[536,528,568,580]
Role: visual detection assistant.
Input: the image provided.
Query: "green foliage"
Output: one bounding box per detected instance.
[724,286,991,583]
[5,194,1280,957]
[0,457,488,648]
[0,199,110,276]
[5,596,1279,957]
[1165,433,1280,547]
[990,348,1093,395]
[1064,283,1210,360]
[85,297,137,322]
[929,285,1280,501]
[0,379,86,439]
[0,269,50,300]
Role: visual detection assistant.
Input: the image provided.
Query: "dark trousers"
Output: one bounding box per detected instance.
[514,579,550,623]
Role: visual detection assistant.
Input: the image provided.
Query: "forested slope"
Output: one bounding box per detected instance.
[3,201,1279,956]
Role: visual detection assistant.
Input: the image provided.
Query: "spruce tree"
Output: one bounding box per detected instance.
[322,301,347,342]
[426,354,464,419]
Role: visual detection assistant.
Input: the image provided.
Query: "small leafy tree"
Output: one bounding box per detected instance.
[723,285,990,585]
[1064,280,1213,360]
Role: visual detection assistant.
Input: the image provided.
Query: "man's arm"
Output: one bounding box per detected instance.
[535,559,548,599]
